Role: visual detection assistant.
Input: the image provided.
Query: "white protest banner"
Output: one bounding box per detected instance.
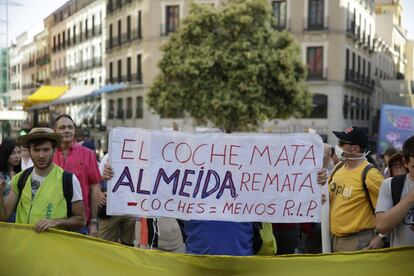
[107,128,324,223]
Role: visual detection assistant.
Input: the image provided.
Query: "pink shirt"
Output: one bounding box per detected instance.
[53,143,101,222]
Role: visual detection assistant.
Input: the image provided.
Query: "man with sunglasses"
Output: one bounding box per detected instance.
[329,126,384,252]
[375,136,414,247]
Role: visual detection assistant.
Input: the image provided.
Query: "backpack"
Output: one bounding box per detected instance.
[391,174,407,206]
[16,167,74,217]
[329,162,377,213]
[253,222,277,255]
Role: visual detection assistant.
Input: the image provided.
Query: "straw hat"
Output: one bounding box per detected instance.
[17,127,62,148]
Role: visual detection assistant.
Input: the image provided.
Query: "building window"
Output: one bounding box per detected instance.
[166,5,179,34]
[62,32,66,48]
[117,59,122,83]
[368,61,371,80]
[362,58,366,81]
[73,25,76,44]
[357,55,361,80]
[117,19,122,45]
[80,22,83,41]
[350,96,355,120]
[108,99,114,119]
[308,0,324,30]
[137,54,142,83]
[352,52,355,71]
[306,46,323,80]
[127,57,131,82]
[126,97,133,119]
[361,99,365,121]
[308,94,327,118]
[356,98,360,120]
[109,62,113,83]
[109,24,113,47]
[138,10,142,38]
[343,95,349,119]
[85,19,88,38]
[127,15,131,40]
[92,15,95,36]
[272,1,286,30]
[367,99,370,120]
[67,29,71,46]
[136,96,143,118]
[117,98,124,119]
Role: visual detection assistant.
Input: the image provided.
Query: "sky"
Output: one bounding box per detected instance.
[0,0,413,47]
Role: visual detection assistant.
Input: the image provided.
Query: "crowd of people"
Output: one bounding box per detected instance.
[0,116,413,256]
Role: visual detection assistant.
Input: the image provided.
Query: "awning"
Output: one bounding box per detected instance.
[84,102,100,121]
[28,103,50,111]
[90,83,127,96]
[25,85,68,106]
[51,85,98,105]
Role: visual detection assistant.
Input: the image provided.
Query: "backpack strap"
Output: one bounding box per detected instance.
[16,167,34,204]
[328,162,345,184]
[62,171,73,217]
[361,164,376,213]
[391,174,406,206]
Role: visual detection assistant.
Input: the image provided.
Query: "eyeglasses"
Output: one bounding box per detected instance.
[338,140,355,147]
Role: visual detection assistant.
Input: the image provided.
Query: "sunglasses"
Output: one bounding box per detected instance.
[338,140,355,147]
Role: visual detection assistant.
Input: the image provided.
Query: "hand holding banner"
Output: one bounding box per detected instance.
[107,128,324,223]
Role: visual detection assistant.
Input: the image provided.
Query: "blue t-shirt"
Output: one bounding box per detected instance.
[183,220,254,256]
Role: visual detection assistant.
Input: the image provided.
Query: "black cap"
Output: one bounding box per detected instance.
[333,126,368,149]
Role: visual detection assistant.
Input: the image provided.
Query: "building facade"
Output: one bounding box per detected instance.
[45,0,107,150]
[10,0,414,149]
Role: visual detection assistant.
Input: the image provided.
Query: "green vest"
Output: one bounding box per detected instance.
[15,164,68,225]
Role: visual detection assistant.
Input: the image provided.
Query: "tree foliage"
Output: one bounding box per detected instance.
[148,0,311,133]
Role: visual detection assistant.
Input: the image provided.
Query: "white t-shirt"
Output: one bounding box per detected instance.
[375,176,414,247]
[31,169,83,203]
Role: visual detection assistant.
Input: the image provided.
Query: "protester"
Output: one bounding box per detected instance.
[53,114,101,236]
[375,136,414,247]
[387,152,408,177]
[97,153,137,246]
[329,126,384,252]
[20,146,34,170]
[0,138,22,222]
[0,139,21,197]
[0,128,85,231]
[100,153,185,252]
[382,147,397,178]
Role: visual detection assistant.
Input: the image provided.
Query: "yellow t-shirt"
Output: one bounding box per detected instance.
[329,160,384,237]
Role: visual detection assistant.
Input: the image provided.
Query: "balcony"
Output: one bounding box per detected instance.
[105,28,142,51]
[107,0,132,16]
[303,17,329,32]
[345,69,375,89]
[161,23,180,36]
[346,20,355,35]
[307,68,328,81]
[105,73,142,85]
[36,55,50,66]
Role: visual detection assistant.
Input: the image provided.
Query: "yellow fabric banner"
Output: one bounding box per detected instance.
[0,222,413,276]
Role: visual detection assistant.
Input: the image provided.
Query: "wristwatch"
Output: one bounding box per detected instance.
[90,218,98,225]
[375,229,387,241]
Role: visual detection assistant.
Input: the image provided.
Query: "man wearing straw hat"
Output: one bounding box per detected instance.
[0,127,85,232]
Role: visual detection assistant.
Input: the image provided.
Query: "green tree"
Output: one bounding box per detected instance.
[148,0,311,133]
